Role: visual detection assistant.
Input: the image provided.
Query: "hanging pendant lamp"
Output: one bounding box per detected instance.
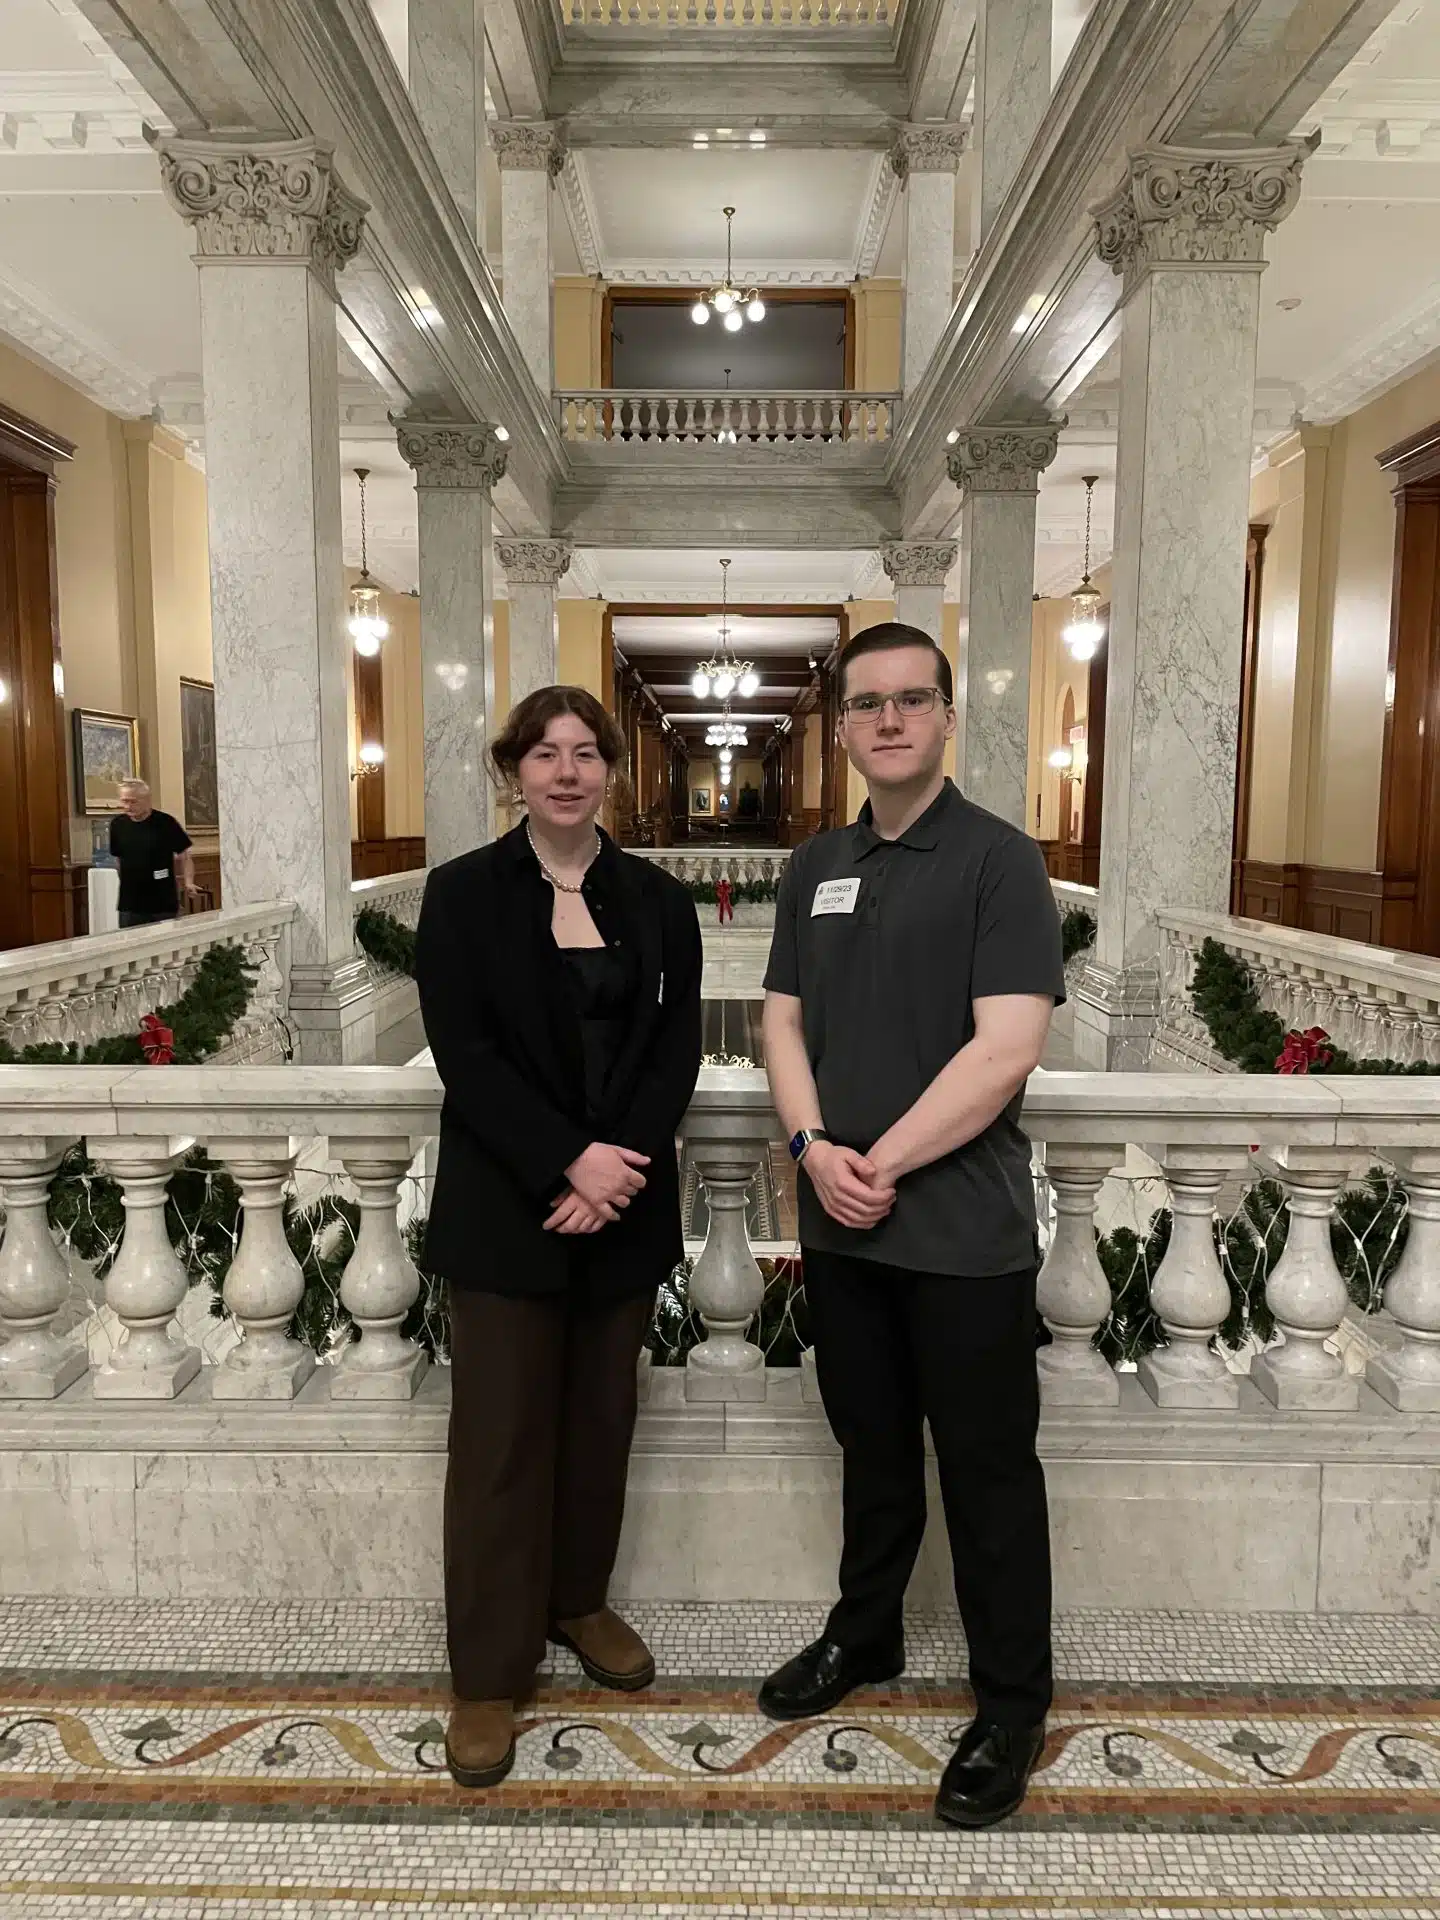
[690,209,766,330]
[1064,475,1104,662]
[347,467,389,657]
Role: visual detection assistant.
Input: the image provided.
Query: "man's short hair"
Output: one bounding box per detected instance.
[838,621,953,705]
[118,778,151,794]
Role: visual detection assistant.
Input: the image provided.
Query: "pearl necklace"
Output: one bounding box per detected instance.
[527,821,600,895]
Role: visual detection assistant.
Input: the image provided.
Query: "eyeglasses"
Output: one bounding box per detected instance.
[840,687,946,725]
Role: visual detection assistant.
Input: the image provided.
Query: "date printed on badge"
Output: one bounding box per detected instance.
[811,877,862,916]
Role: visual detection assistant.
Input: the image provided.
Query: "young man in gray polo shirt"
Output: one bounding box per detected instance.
[759,621,1064,1829]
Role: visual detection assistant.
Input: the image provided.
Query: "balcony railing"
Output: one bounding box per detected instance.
[558,0,897,24]
[556,391,897,447]
[1,1064,1435,1419]
[633,848,790,888]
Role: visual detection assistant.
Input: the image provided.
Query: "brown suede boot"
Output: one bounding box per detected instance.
[552,1607,656,1691]
[445,1699,516,1789]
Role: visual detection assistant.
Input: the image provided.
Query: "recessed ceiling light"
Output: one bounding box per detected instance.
[749,130,766,145]
[693,134,709,147]
[495,426,510,441]
[946,429,960,444]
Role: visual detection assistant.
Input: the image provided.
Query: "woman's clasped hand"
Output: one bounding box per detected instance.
[544,1142,652,1232]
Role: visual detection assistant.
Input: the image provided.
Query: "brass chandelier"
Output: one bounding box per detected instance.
[691,559,760,701]
[690,208,766,333]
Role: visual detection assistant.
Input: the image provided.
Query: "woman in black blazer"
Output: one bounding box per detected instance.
[415,684,702,1791]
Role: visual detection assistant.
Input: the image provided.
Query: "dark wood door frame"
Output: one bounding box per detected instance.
[0,402,77,949]
[1230,523,1269,914]
[1377,421,1440,955]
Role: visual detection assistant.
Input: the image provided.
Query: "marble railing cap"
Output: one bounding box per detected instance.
[0,900,297,1006]
[1025,1072,1343,1146]
[1159,908,1440,999]
[106,1064,442,1138]
[0,1066,143,1136]
[350,870,428,898]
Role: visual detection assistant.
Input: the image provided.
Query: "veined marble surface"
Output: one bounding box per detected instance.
[973,0,1052,241]
[500,163,552,394]
[901,169,957,396]
[961,485,1037,829]
[415,482,495,866]
[407,0,483,240]
[506,577,560,706]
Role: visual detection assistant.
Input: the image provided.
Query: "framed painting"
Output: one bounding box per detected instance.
[72,708,140,816]
[180,677,219,831]
[692,787,711,814]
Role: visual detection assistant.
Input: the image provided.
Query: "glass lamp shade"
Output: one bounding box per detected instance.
[1063,583,1103,661]
[358,741,386,769]
[746,297,766,323]
[720,768,732,787]
[691,670,712,699]
[348,582,389,656]
[723,308,744,333]
[713,288,735,314]
[713,670,736,700]
[1048,746,1074,771]
[719,748,733,766]
[737,670,760,698]
[690,300,710,325]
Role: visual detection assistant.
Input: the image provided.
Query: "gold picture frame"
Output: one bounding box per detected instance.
[72,707,141,816]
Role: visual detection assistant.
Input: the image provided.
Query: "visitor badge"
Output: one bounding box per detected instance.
[153,868,169,880]
[812,878,861,917]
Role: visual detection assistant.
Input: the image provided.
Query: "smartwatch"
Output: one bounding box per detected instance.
[789,1128,830,1163]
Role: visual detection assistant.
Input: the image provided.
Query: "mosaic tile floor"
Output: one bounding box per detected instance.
[1,1600,1438,1918]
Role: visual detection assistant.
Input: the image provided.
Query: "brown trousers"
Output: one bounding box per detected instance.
[444,1282,655,1701]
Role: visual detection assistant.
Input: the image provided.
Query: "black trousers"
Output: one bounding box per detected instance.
[804,1248,1052,1728]
[444,1282,655,1701]
[118,908,176,929]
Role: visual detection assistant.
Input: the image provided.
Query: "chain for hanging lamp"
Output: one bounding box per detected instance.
[691,558,760,701]
[1063,475,1104,662]
[690,209,766,333]
[348,467,389,657]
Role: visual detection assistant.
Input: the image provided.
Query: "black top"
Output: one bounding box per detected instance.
[560,943,641,1120]
[416,825,703,1298]
[764,779,1065,1277]
[109,809,191,915]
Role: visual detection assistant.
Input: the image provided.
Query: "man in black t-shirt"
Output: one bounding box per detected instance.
[108,779,196,928]
[757,623,1065,1831]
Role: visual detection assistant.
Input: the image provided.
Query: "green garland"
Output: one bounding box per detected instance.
[0,944,256,1067]
[355,906,417,978]
[1191,938,1440,1075]
[685,876,780,907]
[1061,907,1097,966]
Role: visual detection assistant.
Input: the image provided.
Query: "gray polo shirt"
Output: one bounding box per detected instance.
[763,779,1065,1277]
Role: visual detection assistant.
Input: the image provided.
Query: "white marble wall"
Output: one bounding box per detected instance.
[495,539,570,707]
[161,140,375,1064]
[960,487,1040,827]
[409,0,485,241]
[894,582,944,642]
[973,0,1052,243]
[397,421,509,867]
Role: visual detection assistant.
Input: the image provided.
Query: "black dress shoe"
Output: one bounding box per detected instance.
[935,1718,1047,1828]
[757,1636,905,1722]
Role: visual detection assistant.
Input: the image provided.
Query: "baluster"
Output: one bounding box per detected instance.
[669,0,680,16]
[1035,1143,1122,1405]
[723,0,735,18]
[92,1138,202,1398]
[1416,1011,1440,1066]
[210,1136,316,1399]
[762,0,774,17]
[687,0,699,18]
[818,0,831,18]
[705,0,716,18]
[744,0,754,16]
[877,0,889,19]
[0,1138,88,1399]
[1354,994,1389,1061]
[1136,1148,1247,1408]
[1368,1148,1440,1410]
[685,1119,768,1402]
[330,1137,428,1398]
[1250,1147,1359,1410]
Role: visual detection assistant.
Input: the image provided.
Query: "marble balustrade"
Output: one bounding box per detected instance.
[2,1065,1438,1418]
[632,848,790,889]
[0,904,296,1065]
[558,1,896,24]
[555,392,897,446]
[1156,911,1440,1072]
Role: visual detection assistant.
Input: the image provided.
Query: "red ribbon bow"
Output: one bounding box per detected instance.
[716,877,734,925]
[139,1012,174,1065]
[1275,1026,1332,1075]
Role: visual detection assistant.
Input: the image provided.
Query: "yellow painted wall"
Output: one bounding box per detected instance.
[854,280,902,392]
[802,711,823,809]
[558,598,607,701]
[554,277,605,389]
[841,599,896,822]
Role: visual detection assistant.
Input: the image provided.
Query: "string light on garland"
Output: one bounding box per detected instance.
[1064,474,1104,662]
[347,467,389,658]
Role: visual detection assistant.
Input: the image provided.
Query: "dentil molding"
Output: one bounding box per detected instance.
[395,419,510,490]
[158,139,368,292]
[0,264,154,418]
[1092,142,1313,284]
[491,121,567,177]
[889,123,967,180]
[881,541,957,587]
[495,537,573,585]
[947,425,1060,493]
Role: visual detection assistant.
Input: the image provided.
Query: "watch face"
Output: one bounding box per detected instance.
[789,1131,808,1162]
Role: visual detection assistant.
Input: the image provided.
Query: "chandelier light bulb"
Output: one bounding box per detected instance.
[719,747,733,766]
[746,297,765,323]
[691,670,711,699]
[713,288,735,314]
[691,300,710,325]
[723,308,743,332]
[1048,746,1074,771]
[713,670,736,700]
[738,669,760,698]
[1065,476,1104,663]
[1066,626,1101,663]
[358,740,385,768]
[352,625,382,657]
[720,768,732,787]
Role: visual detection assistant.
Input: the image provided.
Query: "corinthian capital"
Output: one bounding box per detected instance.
[395,419,509,491]
[158,138,367,291]
[881,542,958,589]
[889,124,967,181]
[947,425,1060,495]
[491,121,567,178]
[495,538,573,586]
[1093,140,1313,286]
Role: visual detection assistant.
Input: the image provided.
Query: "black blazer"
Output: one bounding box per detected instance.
[416,825,703,1293]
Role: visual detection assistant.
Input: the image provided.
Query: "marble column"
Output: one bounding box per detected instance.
[409,0,485,242]
[159,137,376,1065]
[396,419,508,866]
[880,541,955,646]
[972,0,1051,244]
[491,122,564,394]
[947,425,1058,826]
[1074,142,1310,1068]
[889,125,966,396]
[495,538,572,707]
